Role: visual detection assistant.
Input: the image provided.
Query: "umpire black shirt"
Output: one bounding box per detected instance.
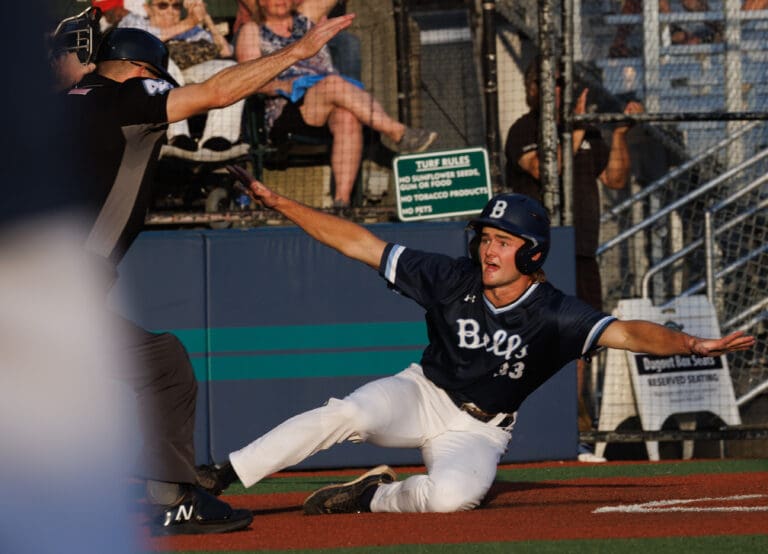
[64,72,172,265]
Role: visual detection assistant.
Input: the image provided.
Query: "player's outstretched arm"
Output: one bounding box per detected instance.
[598,320,755,357]
[228,166,386,269]
[166,14,355,123]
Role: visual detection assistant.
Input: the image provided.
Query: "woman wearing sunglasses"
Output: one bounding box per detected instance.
[118,1,242,154]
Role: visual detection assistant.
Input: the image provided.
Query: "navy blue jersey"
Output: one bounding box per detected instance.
[379,244,615,414]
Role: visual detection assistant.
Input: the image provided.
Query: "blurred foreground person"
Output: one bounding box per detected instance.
[1,4,139,553]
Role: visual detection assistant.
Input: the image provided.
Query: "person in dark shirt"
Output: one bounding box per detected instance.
[201,170,753,514]
[60,13,353,535]
[505,58,643,459]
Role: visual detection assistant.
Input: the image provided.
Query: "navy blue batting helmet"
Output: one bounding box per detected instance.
[469,193,551,274]
[94,27,179,87]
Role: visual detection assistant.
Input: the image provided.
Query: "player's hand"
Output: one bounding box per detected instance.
[688,330,755,357]
[249,179,280,209]
[225,165,280,209]
[292,14,355,60]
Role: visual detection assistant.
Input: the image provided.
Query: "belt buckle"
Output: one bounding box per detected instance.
[460,402,494,423]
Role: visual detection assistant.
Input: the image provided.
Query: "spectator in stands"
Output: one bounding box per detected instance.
[236,0,437,209]
[504,58,643,461]
[234,1,361,79]
[92,0,130,30]
[609,0,724,58]
[120,1,243,153]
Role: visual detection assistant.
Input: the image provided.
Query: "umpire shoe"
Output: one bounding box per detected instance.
[196,462,238,496]
[153,485,253,535]
[303,465,397,515]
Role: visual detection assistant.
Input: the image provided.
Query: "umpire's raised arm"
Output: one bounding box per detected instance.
[236,168,386,269]
[166,14,354,124]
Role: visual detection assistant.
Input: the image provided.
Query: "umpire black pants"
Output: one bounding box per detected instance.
[115,316,198,485]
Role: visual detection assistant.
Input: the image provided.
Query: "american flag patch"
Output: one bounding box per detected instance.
[68,88,92,95]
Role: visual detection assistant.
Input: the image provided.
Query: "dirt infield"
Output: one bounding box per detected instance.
[147,462,768,551]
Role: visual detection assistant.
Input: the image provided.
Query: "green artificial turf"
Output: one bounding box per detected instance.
[164,533,768,554]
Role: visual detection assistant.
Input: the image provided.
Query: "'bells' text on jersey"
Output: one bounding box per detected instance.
[379,244,615,414]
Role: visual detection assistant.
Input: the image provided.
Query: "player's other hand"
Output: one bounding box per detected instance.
[293,14,355,60]
[249,179,280,209]
[225,165,280,209]
[689,330,756,357]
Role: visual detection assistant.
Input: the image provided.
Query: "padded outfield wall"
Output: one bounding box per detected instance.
[110,222,577,467]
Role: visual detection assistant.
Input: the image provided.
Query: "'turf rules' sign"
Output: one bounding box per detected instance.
[393,147,492,222]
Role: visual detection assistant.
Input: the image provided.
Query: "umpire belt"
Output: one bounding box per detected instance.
[455,400,516,429]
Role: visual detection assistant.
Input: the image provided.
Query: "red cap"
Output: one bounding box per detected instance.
[91,0,124,11]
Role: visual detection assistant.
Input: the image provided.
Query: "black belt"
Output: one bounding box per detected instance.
[454,399,515,429]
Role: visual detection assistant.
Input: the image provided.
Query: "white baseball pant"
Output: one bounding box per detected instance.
[229,364,513,512]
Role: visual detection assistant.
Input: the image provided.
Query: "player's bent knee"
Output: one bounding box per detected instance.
[424,480,484,513]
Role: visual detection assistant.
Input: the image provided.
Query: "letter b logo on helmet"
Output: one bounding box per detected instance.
[489,200,508,219]
[469,193,551,275]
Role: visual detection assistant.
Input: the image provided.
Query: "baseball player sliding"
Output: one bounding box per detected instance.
[203,166,755,514]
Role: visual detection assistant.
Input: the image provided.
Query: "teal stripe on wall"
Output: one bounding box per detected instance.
[208,350,423,380]
[169,322,428,381]
[208,322,427,351]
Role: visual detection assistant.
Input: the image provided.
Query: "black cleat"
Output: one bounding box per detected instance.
[302,465,396,515]
[153,485,252,536]
[196,462,238,496]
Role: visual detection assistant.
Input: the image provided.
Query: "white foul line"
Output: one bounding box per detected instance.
[594,494,768,513]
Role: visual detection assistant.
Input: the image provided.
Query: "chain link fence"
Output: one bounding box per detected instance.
[494,0,767,453]
[576,1,768,402]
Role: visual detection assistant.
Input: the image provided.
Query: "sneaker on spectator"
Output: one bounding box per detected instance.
[397,128,438,154]
[577,443,606,463]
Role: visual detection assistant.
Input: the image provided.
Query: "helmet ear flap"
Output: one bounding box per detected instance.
[514,240,540,275]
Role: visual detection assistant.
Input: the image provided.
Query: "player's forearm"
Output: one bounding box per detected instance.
[601,320,694,356]
[270,195,385,268]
